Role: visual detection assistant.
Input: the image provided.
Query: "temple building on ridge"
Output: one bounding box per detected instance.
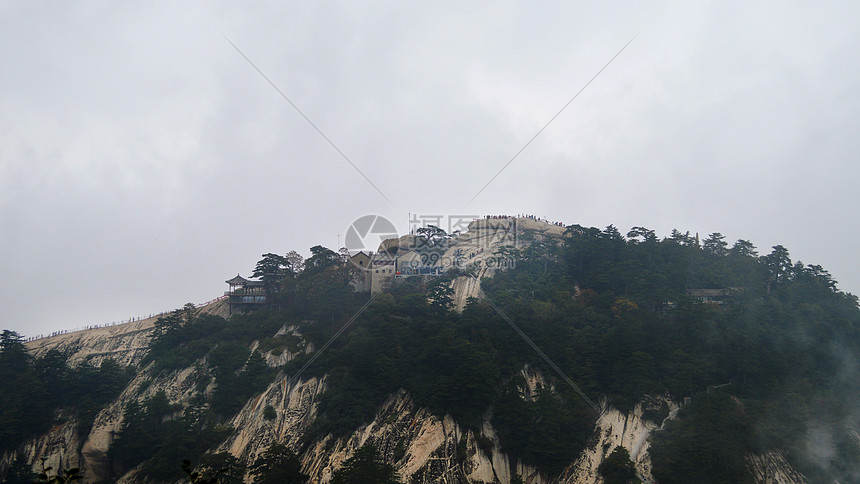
[225,274,266,314]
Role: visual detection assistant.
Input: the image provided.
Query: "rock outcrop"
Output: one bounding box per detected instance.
[746,451,806,484]
[8,219,810,483]
[12,312,674,484]
[12,305,810,484]
[26,300,229,367]
[219,373,548,484]
[561,401,668,484]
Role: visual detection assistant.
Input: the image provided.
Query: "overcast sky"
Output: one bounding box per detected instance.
[2,1,859,338]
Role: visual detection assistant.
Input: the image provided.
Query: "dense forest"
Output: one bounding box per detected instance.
[1,225,859,483]
[0,330,134,482]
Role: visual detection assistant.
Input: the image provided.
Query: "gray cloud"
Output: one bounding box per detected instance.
[2,1,859,336]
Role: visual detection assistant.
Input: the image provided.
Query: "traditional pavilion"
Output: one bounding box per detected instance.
[225,274,267,314]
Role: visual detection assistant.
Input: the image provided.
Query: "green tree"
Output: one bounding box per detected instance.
[415,225,448,245]
[763,245,792,289]
[285,250,305,274]
[669,229,695,246]
[0,331,51,453]
[186,452,245,484]
[263,405,276,421]
[627,226,657,243]
[302,246,341,277]
[0,330,29,376]
[650,392,756,484]
[702,233,728,256]
[241,351,271,389]
[112,393,231,481]
[730,239,757,258]
[147,390,174,420]
[35,458,82,483]
[253,253,292,304]
[2,455,38,483]
[330,444,398,484]
[248,442,308,484]
[426,280,454,314]
[152,309,185,340]
[598,447,639,484]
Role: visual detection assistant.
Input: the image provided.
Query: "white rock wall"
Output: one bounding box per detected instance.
[746,450,806,484]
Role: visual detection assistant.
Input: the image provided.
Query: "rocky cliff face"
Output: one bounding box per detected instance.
[217,365,554,484]
[2,411,82,480]
[13,308,809,483]
[13,311,675,484]
[25,300,230,367]
[14,302,228,482]
[563,402,662,484]
[9,219,810,482]
[746,451,806,484]
[219,376,543,484]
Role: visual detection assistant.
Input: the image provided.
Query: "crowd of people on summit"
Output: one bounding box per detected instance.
[482,214,565,226]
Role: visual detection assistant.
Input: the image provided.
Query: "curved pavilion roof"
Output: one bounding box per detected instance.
[226,274,249,285]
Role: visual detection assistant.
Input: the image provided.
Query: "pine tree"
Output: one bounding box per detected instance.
[248,442,308,484]
[330,444,399,484]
